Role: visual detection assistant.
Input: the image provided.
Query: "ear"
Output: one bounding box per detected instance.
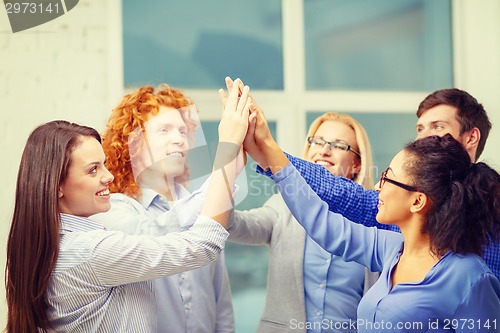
[464,127,480,151]
[410,192,429,214]
[58,187,64,199]
[351,159,362,175]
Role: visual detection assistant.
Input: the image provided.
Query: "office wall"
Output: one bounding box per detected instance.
[453,0,500,168]
[0,0,123,325]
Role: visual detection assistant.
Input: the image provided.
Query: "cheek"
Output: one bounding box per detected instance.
[305,150,316,162]
[334,153,355,170]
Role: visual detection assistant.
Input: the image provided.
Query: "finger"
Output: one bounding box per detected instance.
[225,79,241,112]
[249,103,258,114]
[225,76,234,92]
[242,96,251,121]
[226,76,244,97]
[237,79,245,96]
[218,88,228,107]
[247,113,257,136]
[236,85,250,115]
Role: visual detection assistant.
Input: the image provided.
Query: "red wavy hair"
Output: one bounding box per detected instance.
[102,84,198,199]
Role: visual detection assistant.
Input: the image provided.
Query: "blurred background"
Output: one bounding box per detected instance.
[1,1,499,331]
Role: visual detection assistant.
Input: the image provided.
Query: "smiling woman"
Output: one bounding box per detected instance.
[5,78,247,333]
[303,112,373,188]
[57,136,114,217]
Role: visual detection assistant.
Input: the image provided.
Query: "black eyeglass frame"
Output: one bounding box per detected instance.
[379,168,419,192]
[307,136,361,157]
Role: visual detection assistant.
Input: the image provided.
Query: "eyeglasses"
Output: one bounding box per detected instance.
[379,167,418,192]
[307,136,360,157]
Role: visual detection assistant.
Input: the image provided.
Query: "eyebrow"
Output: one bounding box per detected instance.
[314,136,350,144]
[416,120,450,127]
[85,160,105,168]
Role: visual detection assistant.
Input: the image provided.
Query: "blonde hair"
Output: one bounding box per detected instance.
[302,112,374,189]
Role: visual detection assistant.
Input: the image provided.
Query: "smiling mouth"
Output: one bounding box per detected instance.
[166,152,184,157]
[96,189,110,196]
[315,160,333,167]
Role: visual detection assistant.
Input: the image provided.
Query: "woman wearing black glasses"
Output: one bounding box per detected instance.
[248,104,499,332]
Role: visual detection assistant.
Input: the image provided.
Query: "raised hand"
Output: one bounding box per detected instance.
[218,78,251,146]
[219,76,269,170]
[201,80,251,225]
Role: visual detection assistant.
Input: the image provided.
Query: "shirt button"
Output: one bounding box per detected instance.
[319,283,324,288]
[315,311,321,316]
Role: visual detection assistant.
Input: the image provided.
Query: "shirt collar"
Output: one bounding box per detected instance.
[138,183,190,209]
[60,213,105,233]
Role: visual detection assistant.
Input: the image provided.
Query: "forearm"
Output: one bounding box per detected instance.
[271,163,402,271]
[93,216,229,286]
[228,206,276,245]
[201,143,239,227]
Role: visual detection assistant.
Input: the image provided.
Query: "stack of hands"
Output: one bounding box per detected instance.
[218,76,286,175]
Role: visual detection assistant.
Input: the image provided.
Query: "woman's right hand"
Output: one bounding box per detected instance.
[218,78,251,146]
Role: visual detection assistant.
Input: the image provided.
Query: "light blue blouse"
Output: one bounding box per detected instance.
[271,163,500,333]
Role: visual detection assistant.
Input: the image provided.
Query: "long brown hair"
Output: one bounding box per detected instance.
[102,84,198,199]
[5,120,101,333]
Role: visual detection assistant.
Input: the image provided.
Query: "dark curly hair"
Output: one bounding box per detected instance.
[403,134,499,256]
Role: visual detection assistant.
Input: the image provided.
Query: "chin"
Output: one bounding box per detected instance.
[375,213,387,225]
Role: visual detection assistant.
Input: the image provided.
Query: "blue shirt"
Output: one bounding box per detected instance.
[271,163,500,333]
[259,153,500,279]
[47,213,228,332]
[304,236,363,333]
[92,180,234,333]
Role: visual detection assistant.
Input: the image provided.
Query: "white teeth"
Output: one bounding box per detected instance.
[166,152,183,157]
[315,160,333,167]
[97,189,110,196]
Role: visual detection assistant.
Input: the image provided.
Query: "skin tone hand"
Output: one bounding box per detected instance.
[219,76,270,170]
[218,78,252,176]
[251,107,289,174]
[202,80,251,226]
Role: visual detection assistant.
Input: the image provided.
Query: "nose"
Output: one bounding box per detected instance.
[319,142,331,155]
[102,168,114,184]
[171,129,187,145]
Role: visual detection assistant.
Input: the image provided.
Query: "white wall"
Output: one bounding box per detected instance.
[453,0,500,168]
[0,0,123,325]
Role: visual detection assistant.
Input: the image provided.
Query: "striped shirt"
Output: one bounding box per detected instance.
[45,213,228,332]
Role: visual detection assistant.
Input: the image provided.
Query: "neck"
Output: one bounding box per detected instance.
[398,216,434,257]
[137,170,178,201]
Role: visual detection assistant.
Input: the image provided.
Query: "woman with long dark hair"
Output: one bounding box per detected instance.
[5,81,251,332]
